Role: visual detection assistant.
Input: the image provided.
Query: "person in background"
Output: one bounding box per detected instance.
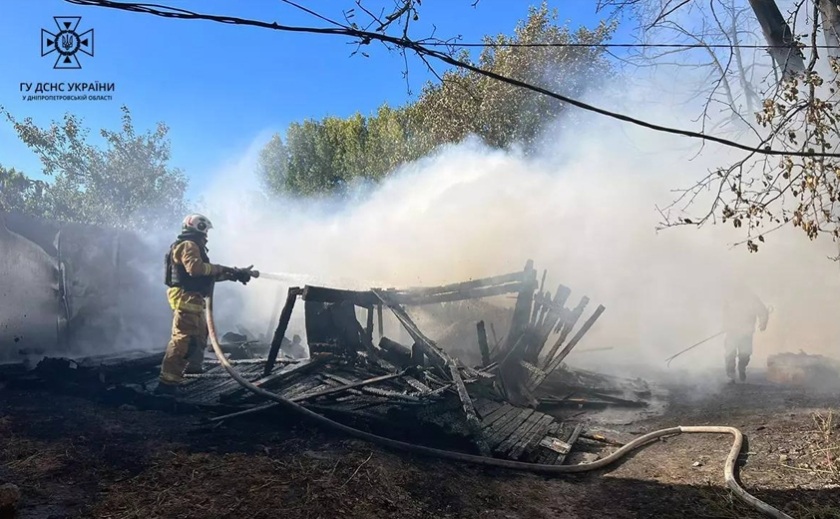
[723,283,769,383]
[156,214,255,396]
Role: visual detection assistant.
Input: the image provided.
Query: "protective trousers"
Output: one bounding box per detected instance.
[159,309,208,385]
[724,332,753,380]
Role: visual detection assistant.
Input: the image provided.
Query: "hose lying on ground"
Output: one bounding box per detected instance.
[204,295,792,519]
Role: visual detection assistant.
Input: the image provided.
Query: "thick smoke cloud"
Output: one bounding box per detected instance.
[195,83,840,384]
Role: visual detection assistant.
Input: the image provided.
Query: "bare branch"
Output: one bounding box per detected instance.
[57,0,840,158]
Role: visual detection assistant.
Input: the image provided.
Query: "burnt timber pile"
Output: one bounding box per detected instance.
[0,260,656,464]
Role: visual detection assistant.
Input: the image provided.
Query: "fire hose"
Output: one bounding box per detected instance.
[204,293,793,519]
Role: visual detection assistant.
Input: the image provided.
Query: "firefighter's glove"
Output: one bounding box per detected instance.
[231,265,255,285]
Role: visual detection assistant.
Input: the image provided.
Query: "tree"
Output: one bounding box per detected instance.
[259,3,617,197]
[648,3,840,254]
[258,134,289,195]
[2,105,189,231]
[419,5,616,151]
[0,165,47,217]
[67,0,840,258]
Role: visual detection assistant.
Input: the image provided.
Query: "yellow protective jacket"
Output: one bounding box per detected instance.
[167,240,228,313]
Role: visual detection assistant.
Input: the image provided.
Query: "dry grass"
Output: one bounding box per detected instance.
[90,448,453,519]
[809,410,840,482]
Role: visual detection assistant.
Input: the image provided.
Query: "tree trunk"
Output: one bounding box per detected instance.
[818,0,840,60]
[747,0,806,78]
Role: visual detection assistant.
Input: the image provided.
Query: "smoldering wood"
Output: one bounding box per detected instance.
[324,373,420,402]
[302,285,379,306]
[538,284,570,341]
[376,303,384,337]
[390,282,526,306]
[476,320,491,367]
[556,423,585,465]
[366,306,374,341]
[546,305,606,372]
[495,409,542,455]
[6,261,639,464]
[540,296,590,372]
[539,394,648,409]
[529,269,548,327]
[391,270,528,297]
[371,289,451,370]
[410,342,425,367]
[448,363,491,455]
[501,260,538,357]
[264,286,302,376]
[379,336,413,365]
[303,270,529,308]
[531,304,607,392]
[510,414,555,460]
[351,315,380,357]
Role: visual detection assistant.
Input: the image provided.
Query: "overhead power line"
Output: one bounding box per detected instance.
[63,0,840,159]
[423,41,837,50]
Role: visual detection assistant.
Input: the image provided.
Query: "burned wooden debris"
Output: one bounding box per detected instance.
[1,260,656,464]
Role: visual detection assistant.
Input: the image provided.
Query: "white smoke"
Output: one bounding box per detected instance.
[188,22,840,383]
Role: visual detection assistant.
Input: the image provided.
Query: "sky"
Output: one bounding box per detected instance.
[0,0,627,199]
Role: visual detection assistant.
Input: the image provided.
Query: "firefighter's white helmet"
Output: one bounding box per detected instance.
[182,213,213,234]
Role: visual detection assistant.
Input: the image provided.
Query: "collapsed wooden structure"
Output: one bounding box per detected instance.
[1,260,653,464]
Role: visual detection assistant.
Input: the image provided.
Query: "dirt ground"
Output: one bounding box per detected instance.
[1,369,840,519]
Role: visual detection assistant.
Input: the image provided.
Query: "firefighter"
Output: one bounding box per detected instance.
[155,214,254,396]
[723,284,769,383]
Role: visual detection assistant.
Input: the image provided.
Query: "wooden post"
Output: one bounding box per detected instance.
[476,320,491,367]
[498,260,537,361]
[264,286,286,343]
[365,305,374,342]
[376,303,384,338]
[263,287,301,376]
[411,342,425,367]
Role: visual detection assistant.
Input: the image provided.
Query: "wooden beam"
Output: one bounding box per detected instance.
[540,295,589,371]
[263,286,287,343]
[529,305,606,392]
[376,304,384,338]
[264,287,302,376]
[373,288,490,455]
[556,423,584,465]
[496,260,538,362]
[538,284,571,341]
[410,342,425,367]
[301,285,378,306]
[370,289,451,370]
[391,270,528,297]
[448,363,491,455]
[302,280,525,307]
[476,320,491,367]
[389,282,525,306]
[365,306,374,341]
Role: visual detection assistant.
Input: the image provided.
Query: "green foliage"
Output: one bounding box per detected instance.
[260,2,617,198]
[258,134,289,195]
[0,165,47,217]
[2,105,188,231]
